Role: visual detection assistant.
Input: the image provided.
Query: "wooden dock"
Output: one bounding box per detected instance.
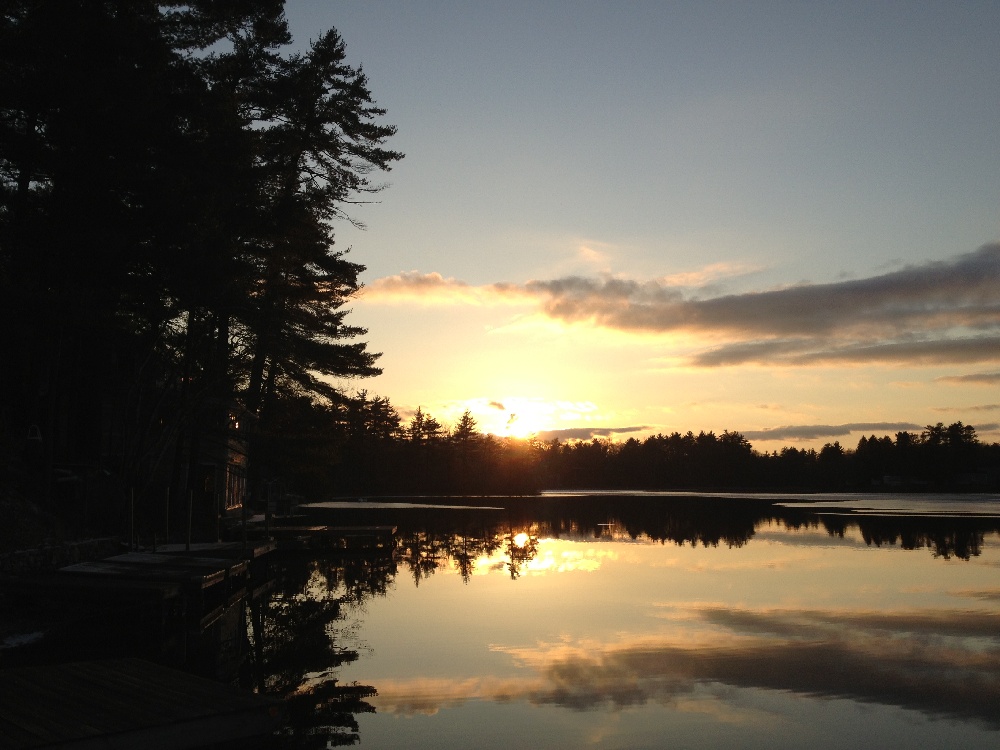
[152,541,277,560]
[265,525,396,553]
[0,658,282,749]
[58,552,252,630]
[60,553,245,590]
[152,541,276,602]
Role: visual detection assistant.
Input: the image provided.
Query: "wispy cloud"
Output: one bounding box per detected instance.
[932,404,1000,413]
[363,245,1000,368]
[693,336,1000,367]
[576,243,609,267]
[741,422,922,442]
[658,261,760,289]
[936,371,1000,385]
[361,271,532,305]
[534,425,649,442]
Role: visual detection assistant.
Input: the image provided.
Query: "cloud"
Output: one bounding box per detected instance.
[692,335,1000,367]
[955,589,1000,603]
[936,371,1000,385]
[361,271,531,305]
[933,404,1000,413]
[526,245,1000,341]
[741,422,922,442]
[535,425,649,442]
[577,243,609,266]
[363,245,1000,368]
[372,603,1000,728]
[658,261,760,288]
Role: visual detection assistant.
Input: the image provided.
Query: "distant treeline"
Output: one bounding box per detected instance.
[312,394,1000,496]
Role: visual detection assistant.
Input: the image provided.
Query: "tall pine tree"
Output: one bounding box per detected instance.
[0,1,400,532]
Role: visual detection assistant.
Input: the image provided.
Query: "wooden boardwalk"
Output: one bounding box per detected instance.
[0,658,282,749]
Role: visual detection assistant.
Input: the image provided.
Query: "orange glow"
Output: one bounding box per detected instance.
[443,396,609,440]
[502,410,548,439]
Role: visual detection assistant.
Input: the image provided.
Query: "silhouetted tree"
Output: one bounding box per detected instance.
[0,1,400,530]
[817,441,847,489]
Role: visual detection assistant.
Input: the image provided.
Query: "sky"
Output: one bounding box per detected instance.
[283,0,1000,449]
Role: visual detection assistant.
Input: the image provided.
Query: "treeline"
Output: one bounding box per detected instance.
[295,392,1000,496]
[541,422,1000,491]
[283,396,543,497]
[1,1,400,531]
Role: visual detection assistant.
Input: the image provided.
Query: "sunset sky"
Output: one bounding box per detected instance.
[285,1,1000,449]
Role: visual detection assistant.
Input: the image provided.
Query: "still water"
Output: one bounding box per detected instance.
[282,493,1000,749]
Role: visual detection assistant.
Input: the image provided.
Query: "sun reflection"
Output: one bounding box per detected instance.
[459,536,616,578]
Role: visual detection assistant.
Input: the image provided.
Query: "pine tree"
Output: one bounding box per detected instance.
[0,1,400,529]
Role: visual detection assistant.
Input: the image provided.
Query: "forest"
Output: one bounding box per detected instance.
[2,2,998,545]
[305,394,1000,496]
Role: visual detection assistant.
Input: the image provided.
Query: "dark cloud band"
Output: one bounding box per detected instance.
[368,245,1000,368]
[740,422,922,441]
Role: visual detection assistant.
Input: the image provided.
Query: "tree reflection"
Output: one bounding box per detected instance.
[397,533,446,586]
[300,496,1000,581]
[238,496,999,744]
[504,529,539,580]
[244,553,392,747]
[857,520,986,560]
[449,534,477,584]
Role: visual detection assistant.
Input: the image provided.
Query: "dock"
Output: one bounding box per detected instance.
[264,525,396,553]
[58,551,252,632]
[0,542,277,674]
[0,658,282,749]
[60,553,245,590]
[152,541,277,601]
[151,540,277,560]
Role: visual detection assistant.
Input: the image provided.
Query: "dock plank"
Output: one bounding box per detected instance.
[153,541,276,559]
[59,559,226,589]
[109,553,249,580]
[0,658,282,749]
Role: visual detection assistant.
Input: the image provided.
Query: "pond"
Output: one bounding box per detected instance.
[269,493,1000,748]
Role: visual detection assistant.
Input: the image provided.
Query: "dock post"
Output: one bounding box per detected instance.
[129,488,135,552]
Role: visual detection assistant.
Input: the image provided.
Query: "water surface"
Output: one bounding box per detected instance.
[288,493,1000,748]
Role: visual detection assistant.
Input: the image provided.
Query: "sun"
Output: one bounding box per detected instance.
[504,411,547,439]
[487,398,557,439]
[448,395,606,441]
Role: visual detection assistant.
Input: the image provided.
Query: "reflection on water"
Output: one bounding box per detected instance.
[284,494,1000,748]
[488,606,1000,723]
[238,552,401,747]
[8,494,997,747]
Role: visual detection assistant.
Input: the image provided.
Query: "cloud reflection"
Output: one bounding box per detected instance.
[373,604,1000,728]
